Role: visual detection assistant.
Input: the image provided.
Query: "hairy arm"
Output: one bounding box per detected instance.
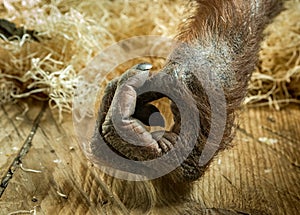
[89,0,284,182]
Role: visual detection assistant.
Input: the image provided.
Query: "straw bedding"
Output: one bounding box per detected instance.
[0,0,299,121]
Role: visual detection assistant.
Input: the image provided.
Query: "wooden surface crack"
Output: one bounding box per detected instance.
[261,125,298,145]
[0,102,47,198]
[221,174,237,189]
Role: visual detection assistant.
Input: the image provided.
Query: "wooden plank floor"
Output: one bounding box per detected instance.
[0,99,299,215]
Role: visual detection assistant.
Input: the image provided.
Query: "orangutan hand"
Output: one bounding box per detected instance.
[95,63,184,161]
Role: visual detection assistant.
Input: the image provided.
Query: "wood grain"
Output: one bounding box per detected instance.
[0,101,299,214]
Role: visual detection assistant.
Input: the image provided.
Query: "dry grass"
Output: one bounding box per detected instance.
[246,0,300,109]
[0,0,299,121]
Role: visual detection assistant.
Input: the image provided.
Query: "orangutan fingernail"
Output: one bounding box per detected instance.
[136,62,153,71]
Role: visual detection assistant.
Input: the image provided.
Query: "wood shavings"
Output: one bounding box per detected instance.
[0,18,39,42]
[0,0,298,122]
[20,163,42,173]
[16,102,29,121]
[0,80,20,105]
[246,0,300,108]
[12,147,19,151]
[264,169,272,173]
[7,206,37,215]
[56,190,68,199]
[258,137,278,145]
[53,159,62,164]
[0,0,185,122]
